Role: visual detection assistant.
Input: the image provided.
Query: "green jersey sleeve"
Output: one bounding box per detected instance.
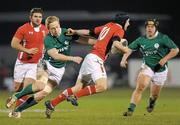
[128,37,141,51]
[163,35,178,49]
[44,35,55,51]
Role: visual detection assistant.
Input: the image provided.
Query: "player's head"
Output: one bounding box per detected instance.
[30,8,43,17]
[145,18,159,37]
[29,8,43,27]
[114,12,130,30]
[45,16,61,37]
[145,18,159,30]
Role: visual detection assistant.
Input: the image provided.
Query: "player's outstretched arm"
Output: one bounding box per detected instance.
[47,48,83,64]
[120,48,132,68]
[67,28,90,36]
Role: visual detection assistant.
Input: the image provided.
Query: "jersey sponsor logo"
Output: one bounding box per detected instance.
[64,41,69,45]
[141,45,145,49]
[144,50,158,56]
[29,31,33,35]
[154,43,159,49]
[98,26,110,40]
[58,46,69,53]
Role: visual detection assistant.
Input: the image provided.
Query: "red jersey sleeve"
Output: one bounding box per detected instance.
[113,28,125,39]
[14,26,25,40]
[94,25,104,35]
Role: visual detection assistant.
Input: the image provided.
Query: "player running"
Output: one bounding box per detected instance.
[121,19,179,116]
[44,12,130,118]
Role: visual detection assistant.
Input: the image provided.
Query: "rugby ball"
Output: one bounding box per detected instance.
[111,38,128,54]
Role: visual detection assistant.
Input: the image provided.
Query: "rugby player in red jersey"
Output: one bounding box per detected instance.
[7,8,48,116]
[44,12,130,118]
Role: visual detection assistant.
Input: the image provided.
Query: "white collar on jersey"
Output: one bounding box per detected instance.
[147,31,159,39]
[30,22,41,32]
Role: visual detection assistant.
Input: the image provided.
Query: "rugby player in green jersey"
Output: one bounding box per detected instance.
[6,16,96,118]
[121,19,179,116]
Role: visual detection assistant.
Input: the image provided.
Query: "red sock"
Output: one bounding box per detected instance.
[15,95,29,107]
[51,88,73,107]
[75,85,96,98]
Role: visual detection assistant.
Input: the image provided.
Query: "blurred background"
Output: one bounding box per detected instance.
[0,0,180,91]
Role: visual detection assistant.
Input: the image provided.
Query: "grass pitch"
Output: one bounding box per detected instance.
[0,88,180,125]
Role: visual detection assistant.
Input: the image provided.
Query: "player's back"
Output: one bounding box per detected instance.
[91,22,124,61]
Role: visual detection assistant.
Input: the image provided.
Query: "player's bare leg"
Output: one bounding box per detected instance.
[123,72,151,116]
[11,81,55,118]
[67,77,107,106]
[45,79,83,118]
[6,70,48,108]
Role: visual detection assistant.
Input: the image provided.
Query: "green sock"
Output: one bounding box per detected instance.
[15,84,33,99]
[128,103,136,112]
[149,97,156,108]
[15,96,38,112]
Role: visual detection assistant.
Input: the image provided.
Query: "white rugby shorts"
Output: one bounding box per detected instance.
[141,64,168,85]
[45,60,65,85]
[78,53,107,83]
[14,59,37,83]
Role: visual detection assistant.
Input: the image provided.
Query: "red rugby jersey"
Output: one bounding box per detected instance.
[14,23,48,63]
[91,22,125,61]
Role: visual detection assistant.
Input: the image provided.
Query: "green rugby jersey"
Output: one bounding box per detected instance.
[129,32,178,72]
[43,28,79,68]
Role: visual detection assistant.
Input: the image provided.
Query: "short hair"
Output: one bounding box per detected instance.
[45,16,59,29]
[145,18,159,28]
[30,8,43,17]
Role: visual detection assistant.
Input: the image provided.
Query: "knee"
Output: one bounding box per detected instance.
[95,83,107,92]
[34,81,46,91]
[14,84,23,92]
[135,83,146,93]
[36,85,53,102]
[34,91,49,102]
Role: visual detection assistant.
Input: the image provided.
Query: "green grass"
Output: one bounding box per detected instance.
[0,88,180,125]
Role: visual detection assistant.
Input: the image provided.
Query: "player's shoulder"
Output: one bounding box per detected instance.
[44,34,55,45]
[17,23,30,30]
[40,24,48,30]
[111,22,124,32]
[105,22,118,28]
[61,28,67,34]
[157,32,168,39]
[45,33,53,40]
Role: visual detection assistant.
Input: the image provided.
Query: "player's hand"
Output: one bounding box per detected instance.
[120,60,128,68]
[66,28,76,35]
[27,48,39,55]
[159,58,168,66]
[71,56,83,64]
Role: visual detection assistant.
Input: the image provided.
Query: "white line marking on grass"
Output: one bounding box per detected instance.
[0,109,76,113]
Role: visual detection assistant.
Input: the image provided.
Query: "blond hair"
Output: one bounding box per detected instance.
[45,16,59,29]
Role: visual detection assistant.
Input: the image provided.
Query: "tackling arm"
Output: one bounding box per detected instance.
[113,40,129,54]
[47,48,83,64]
[120,48,133,68]
[67,28,90,36]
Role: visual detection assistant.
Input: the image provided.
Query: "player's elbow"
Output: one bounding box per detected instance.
[176,48,179,54]
[11,41,16,49]
[172,48,179,56]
